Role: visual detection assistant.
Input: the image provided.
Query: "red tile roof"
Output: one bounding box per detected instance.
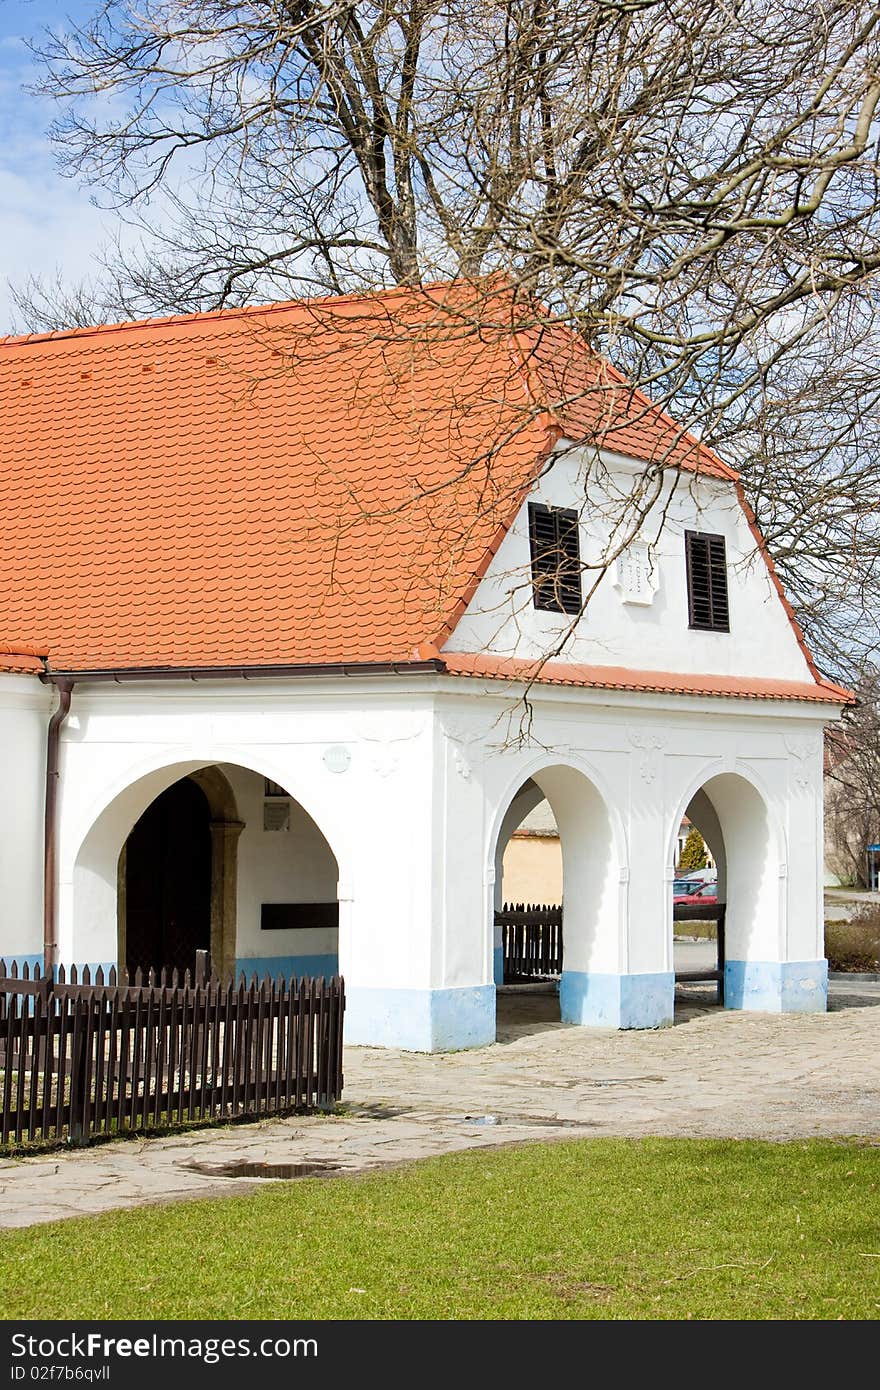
[0,281,830,702]
[441,653,853,704]
[0,642,45,675]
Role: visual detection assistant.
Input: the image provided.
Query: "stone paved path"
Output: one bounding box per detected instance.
[2,981,878,1229]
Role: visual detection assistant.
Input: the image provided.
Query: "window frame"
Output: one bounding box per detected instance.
[685,529,730,633]
[528,501,583,616]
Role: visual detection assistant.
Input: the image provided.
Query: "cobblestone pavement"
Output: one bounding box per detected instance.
[1,981,878,1229]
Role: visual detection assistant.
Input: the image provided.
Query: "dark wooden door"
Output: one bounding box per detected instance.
[125,777,211,976]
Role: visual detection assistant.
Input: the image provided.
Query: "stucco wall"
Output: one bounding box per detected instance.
[0,674,51,964]
[445,445,814,684]
[217,762,339,976]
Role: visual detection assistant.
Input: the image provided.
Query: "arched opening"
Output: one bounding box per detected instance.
[116,765,243,978]
[671,772,778,1009]
[72,761,341,983]
[493,780,563,992]
[124,776,212,977]
[491,763,621,1035]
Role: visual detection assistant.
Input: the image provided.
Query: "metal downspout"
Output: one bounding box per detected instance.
[44,678,73,973]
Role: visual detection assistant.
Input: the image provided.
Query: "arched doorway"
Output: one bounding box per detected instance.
[671,771,778,1008]
[72,760,340,984]
[491,762,623,1032]
[495,788,563,987]
[124,776,212,976]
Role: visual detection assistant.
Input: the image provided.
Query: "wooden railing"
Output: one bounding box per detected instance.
[496,903,563,981]
[0,955,345,1147]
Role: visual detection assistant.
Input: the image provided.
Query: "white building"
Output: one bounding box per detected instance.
[0,285,851,1050]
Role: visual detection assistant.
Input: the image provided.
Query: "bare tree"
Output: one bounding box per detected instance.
[11,0,880,677]
[826,670,880,886]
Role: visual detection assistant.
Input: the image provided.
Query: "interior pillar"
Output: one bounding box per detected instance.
[209,819,244,980]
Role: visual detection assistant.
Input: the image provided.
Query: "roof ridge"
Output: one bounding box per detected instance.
[0,277,489,351]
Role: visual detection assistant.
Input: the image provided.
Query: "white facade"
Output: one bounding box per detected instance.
[0,440,843,1050]
[450,444,812,682]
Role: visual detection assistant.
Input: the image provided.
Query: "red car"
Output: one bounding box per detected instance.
[673,882,718,907]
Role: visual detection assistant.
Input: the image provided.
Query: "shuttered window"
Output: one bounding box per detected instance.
[528,503,582,615]
[685,531,729,631]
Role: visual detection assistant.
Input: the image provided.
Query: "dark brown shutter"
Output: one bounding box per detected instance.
[529,503,582,615]
[686,531,729,631]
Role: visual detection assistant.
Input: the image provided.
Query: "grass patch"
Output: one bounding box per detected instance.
[1,1138,879,1320]
[826,907,880,972]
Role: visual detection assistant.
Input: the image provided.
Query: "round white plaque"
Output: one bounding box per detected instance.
[323,745,352,774]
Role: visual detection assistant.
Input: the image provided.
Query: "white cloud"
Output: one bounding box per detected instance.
[0,22,132,331]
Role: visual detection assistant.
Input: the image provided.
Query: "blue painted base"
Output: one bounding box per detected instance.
[493,945,504,986]
[560,970,674,1029]
[0,953,42,974]
[235,954,339,983]
[346,984,496,1051]
[725,959,828,1013]
[64,961,117,981]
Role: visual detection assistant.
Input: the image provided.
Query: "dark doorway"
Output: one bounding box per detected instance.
[125,777,211,976]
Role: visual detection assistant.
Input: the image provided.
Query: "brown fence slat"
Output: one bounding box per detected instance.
[55,993,70,1139]
[41,999,55,1141]
[1,992,16,1145]
[104,990,119,1136]
[13,992,28,1144]
[306,978,317,1107]
[116,993,131,1136]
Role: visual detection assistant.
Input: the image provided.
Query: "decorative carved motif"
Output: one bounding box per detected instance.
[370,748,400,779]
[353,717,421,778]
[453,748,472,781]
[628,729,667,784]
[445,720,487,781]
[784,736,815,790]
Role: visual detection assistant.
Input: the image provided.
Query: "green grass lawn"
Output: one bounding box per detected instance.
[2,1138,879,1320]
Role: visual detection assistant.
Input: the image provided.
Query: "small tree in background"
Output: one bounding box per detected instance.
[678,825,708,874]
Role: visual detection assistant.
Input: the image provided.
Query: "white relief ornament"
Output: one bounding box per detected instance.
[352,716,421,779]
[453,748,472,781]
[784,736,814,791]
[370,748,400,778]
[612,540,659,606]
[445,720,487,781]
[628,730,667,784]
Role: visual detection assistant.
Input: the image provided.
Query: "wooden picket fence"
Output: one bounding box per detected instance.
[0,954,345,1147]
[496,903,563,981]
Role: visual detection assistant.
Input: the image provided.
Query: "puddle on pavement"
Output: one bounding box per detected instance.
[458,1113,597,1129]
[185,1159,340,1180]
[345,1102,413,1120]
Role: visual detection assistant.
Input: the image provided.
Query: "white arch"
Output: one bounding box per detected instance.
[62,749,348,968]
[487,750,629,880]
[664,758,787,877]
[666,762,785,964]
[64,744,350,880]
[487,753,628,981]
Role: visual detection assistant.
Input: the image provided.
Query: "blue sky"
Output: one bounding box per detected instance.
[0,1,123,331]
